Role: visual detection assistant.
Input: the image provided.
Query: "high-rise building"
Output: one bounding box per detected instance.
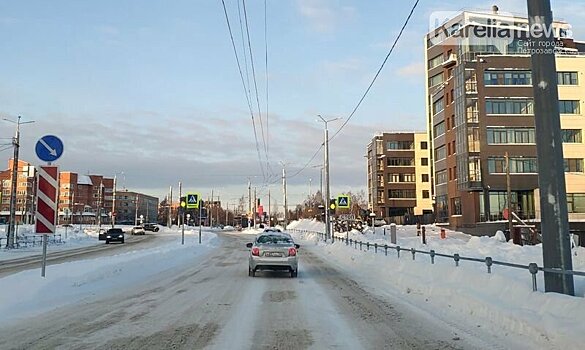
[366,132,433,224]
[58,172,114,225]
[114,190,159,225]
[424,7,585,228]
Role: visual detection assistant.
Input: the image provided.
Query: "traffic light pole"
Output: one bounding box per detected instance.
[318,115,340,241]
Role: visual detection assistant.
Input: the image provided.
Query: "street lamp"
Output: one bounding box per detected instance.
[111,171,124,228]
[317,115,341,241]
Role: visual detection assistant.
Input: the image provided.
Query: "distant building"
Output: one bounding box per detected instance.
[366,132,433,224]
[0,159,36,224]
[58,172,114,225]
[114,190,159,225]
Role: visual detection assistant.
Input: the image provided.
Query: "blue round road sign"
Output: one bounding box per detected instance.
[35,135,64,162]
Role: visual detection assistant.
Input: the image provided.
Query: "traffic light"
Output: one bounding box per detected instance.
[329,198,337,215]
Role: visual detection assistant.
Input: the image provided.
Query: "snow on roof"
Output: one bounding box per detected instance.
[77,175,93,186]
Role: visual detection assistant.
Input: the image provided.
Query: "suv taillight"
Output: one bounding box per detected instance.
[288,247,297,256]
[252,247,260,256]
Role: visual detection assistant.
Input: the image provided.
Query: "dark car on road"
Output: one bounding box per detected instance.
[99,228,125,244]
[143,223,160,232]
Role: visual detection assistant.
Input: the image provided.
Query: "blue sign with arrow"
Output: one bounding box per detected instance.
[35,135,64,162]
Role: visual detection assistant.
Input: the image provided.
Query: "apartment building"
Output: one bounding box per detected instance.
[425,7,585,227]
[114,190,159,225]
[58,172,114,225]
[0,159,36,224]
[366,132,433,224]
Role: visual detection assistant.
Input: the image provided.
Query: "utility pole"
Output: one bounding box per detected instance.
[112,175,117,228]
[210,189,214,227]
[167,186,172,227]
[178,181,182,226]
[268,188,271,227]
[318,115,341,241]
[282,166,288,228]
[134,195,139,226]
[97,182,103,230]
[3,116,34,248]
[253,187,257,227]
[528,0,574,295]
[248,180,252,229]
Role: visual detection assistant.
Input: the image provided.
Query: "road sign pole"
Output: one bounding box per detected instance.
[199,202,202,244]
[41,235,48,277]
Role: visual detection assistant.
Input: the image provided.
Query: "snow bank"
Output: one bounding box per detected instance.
[0,228,218,326]
[287,219,585,349]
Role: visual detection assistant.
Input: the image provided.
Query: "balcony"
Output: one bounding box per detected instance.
[442,53,457,68]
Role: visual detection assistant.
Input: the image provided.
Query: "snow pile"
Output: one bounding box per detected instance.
[287,219,585,349]
[287,219,324,232]
[0,227,218,326]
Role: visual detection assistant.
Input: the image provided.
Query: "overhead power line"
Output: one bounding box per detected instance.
[220,0,266,181]
[329,0,421,141]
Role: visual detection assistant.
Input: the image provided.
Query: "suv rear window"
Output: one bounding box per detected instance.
[257,235,292,244]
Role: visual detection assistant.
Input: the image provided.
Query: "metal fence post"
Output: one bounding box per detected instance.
[367,242,370,251]
[485,257,493,274]
[529,263,539,292]
[360,241,362,251]
[384,244,388,256]
[396,245,401,258]
[411,248,416,260]
[374,243,378,254]
[430,250,435,264]
[454,253,460,267]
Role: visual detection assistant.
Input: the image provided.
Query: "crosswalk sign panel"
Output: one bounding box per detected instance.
[186,193,200,209]
[337,195,350,209]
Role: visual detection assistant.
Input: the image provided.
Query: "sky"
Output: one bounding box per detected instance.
[1,0,585,209]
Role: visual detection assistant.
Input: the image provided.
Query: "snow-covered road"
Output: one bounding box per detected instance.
[0,231,524,349]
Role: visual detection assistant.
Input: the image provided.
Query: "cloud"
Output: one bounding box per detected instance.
[297,0,356,33]
[397,62,424,77]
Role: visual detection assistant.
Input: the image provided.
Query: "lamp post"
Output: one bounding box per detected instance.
[317,115,341,241]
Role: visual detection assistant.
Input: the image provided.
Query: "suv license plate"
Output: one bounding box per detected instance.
[265,252,282,257]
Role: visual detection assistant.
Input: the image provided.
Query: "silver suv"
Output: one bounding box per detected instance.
[246,233,300,278]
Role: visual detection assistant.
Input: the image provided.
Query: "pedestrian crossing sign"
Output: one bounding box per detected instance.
[186,193,200,209]
[337,195,350,209]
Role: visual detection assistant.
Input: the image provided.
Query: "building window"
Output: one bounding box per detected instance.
[429,72,444,87]
[487,128,536,144]
[422,174,429,182]
[567,193,585,213]
[486,99,534,115]
[389,173,416,183]
[435,145,447,161]
[559,100,580,114]
[421,158,429,166]
[564,159,584,173]
[557,72,578,85]
[488,157,538,174]
[451,197,462,215]
[433,97,444,115]
[422,190,430,199]
[433,121,445,137]
[388,189,416,199]
[436,170,447,185]
[561,129,582,143]
[420,141,428,150]
[484,70,532,85]
[387,158,415,166]
[428,54,444,69]
[387,141,414,150]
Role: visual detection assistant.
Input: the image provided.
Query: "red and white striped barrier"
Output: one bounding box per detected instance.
[36,166,59,234]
